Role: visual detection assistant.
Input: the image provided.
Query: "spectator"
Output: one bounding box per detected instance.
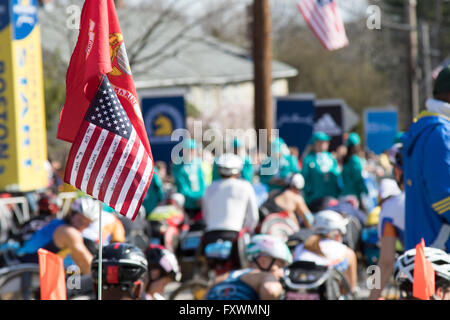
[259,137,298,193]
[172,138,205,219]
[402,66,450,252]
[341,133,369,206]
[142,167,165,217]
[302,132,341,205]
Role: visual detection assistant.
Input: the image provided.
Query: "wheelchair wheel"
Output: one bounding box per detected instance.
[169,278,210,300]
[325,268,355,300]
[0,264,41,300]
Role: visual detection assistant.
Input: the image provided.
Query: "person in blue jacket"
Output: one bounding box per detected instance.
[402,65,450,252]
[172,138,205,218]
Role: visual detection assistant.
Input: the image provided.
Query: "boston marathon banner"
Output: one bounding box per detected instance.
[0,0,48,191]
[364,108,398,154]
[141,92,186,168]
[275,94,315,155]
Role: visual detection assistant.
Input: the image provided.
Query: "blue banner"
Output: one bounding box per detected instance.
[275,95,315,155]
[314,101,343,152]
[364,109,398,154]
[141,95,186,168]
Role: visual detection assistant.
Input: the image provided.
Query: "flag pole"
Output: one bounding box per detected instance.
[98,201,103,300]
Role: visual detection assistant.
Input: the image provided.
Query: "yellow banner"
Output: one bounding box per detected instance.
[0,0,47,192]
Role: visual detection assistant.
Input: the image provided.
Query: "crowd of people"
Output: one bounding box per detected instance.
[0,66,450,301]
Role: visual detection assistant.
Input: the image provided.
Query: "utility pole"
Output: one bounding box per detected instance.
[421,21,433,100]
[406,0,420,122]
[252,0,273,147]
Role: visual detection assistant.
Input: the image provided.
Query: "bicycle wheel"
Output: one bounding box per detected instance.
[325,268,355,300]
[169,279,210,300]
[0,264,41,300]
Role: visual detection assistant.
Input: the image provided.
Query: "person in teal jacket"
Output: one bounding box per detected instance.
[301,132,341,205]
[341,133,368,203]
[212,138,254,183]
[142,167,165,217]
[172,138,205,218]
[259,137,299,193]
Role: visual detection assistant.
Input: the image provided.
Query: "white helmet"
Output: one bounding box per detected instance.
[313,210,347,236]
[217,153,243,177]
[169,193,185,208]
[378,178,401,201]
[285,173,305,190]
[245,234,293,265]
[393,247,450,286]
[71,197,101,222]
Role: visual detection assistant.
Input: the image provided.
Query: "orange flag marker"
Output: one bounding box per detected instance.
[413,239,435,300]
[38,249,67,300]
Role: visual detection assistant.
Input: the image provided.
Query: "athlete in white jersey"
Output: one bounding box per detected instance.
[201,154,259,270]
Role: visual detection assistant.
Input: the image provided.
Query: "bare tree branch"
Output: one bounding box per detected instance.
[130,0,241,68]
[127,0,180,65]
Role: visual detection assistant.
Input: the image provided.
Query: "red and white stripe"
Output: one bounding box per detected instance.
[65,121,153,221]
[297,0,349,51]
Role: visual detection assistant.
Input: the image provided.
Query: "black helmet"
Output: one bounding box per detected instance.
[91,243,148,287]
[145,244,181,282]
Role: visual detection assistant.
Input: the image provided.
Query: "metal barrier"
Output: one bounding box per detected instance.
[0,197,30,226]
[0,197,30,243]
[56,192,78,218]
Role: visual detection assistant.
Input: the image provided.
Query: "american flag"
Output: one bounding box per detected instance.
[297,0,349,51]
[64,75,153,221]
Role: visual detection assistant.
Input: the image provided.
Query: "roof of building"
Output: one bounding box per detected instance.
[38,5,298,89]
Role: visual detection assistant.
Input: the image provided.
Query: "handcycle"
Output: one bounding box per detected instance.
[169,228,250,300]
[0,239,95,300]
[0,263,41,300]
[257,211,300,242]
[281,260,355,300]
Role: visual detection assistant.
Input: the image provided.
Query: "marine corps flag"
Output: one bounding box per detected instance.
[58,0,154,221]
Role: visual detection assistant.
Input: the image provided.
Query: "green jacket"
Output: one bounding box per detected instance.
[172,158,205,210]
[142,168,165,216]
[212,155,254,183]
[302,152,341,205]
[286,154,300,174]
[259,154,296,193]
[341,155,368,199]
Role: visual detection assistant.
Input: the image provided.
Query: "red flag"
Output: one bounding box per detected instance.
[59,0,154,220]
[57,0,152,157]
[297,0,349,51]
[38,249,67,300]
[413,239,435,300]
